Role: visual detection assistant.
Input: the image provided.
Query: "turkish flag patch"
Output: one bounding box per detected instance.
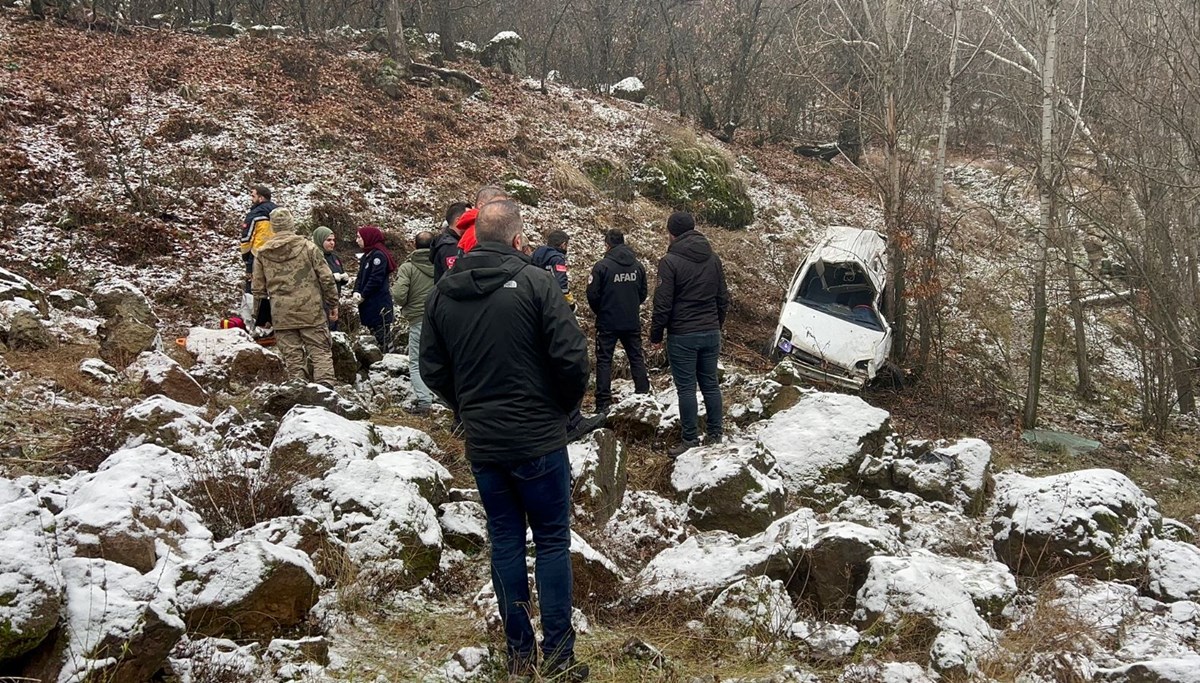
[554,264,567,272]
[446,256,457,269]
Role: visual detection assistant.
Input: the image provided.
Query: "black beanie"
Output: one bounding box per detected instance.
[667,211,695,237]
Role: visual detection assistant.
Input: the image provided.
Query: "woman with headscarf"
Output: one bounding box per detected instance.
[312,226,348,330]
[353,225,397,351]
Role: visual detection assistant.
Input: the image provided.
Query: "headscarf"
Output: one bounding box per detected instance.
[358,225,397,272]
[312,226,334,250]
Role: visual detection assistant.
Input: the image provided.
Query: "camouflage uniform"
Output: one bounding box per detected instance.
[252,209,339,384]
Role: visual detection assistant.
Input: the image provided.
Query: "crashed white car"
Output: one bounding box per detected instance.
[772,226,892,390]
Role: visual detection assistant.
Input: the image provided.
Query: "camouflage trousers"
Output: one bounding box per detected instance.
[276,325,336,385]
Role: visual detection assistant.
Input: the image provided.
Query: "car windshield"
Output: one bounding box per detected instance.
[794,262,884,331]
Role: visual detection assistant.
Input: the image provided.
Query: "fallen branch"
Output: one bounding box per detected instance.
[410,62,482,92]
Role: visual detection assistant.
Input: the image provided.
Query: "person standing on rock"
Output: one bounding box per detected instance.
[455,185,509,256]
[587,228,650,413]
[251,207,339,385]
[352,225,397,353]
[651,211,729,457]
[420,200,591,682]
[239,184,277,320]
[312,226,349,331]
[431,201,472,282]
[391,231,436,414]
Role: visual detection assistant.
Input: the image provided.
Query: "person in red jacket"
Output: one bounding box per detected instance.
[456,185,508,255]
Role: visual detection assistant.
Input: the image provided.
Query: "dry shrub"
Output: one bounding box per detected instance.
[157,111,224,143]
[550,160,598,206]
[54,407,124,473]
[182,450,313,541]
[0,147,60,203]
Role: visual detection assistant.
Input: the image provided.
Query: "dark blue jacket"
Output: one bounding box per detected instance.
[531,245,569,292]
[354,248,394,329]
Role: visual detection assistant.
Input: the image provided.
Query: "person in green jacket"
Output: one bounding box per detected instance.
[392,231,437,414]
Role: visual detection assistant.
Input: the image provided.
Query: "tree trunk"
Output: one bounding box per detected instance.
[1064,218,1092,399]
[882,0,908,363]
[435,0,456,60]
[384,0,412,71]
[1023,0,1058,430]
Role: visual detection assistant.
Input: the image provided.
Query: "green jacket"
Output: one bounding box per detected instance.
[391,248,435,322]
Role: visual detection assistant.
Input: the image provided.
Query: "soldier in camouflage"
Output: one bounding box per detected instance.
[251,207,340,385]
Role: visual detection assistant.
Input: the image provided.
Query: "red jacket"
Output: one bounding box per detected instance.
[456,208,478,254]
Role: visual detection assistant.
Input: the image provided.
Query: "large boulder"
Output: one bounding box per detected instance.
[1095,656,1200,683]
[47,288,90,311]
[228,515,341,579]
[705,576,795,638]
[29,558,185,683]
[264,405,379,478]
[799,522,899,615]
[602,490,689,568]
[1145,539,1200,603]
[56,449,213,573]
[756,392,891,507]
[119,394,216,454]
[0,267,48,315]
[353,334,384,368]
[605,393,663,440]
[330,331,359,383]
[126,351,209,406]
[6,309,55,350]
[670,441,785,537]
[292,457,442,590]
[570,531,626,606]
[91,278,157,324]
[251,380,369,420]
[480,31,526,76]
[858,438,993,515]
[0,479,61,663]
[853,553,1017,676]
[176,538,320,637]
[184,327,285,388]
[569,428,628,525]
[992,469,1161,579]
[99,314,160,362]
[610,76,647,103]
[439,501,488,553]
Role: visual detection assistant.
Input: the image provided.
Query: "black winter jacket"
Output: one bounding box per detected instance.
[420,243,590,464]
[430,227,462,282]
[354,248,394,329]
[587,244,647,332]
[650,230,729,343]
[531,245,570,292]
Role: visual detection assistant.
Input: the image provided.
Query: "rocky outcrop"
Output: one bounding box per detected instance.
[480,31,525,76]
[0,479,61,663]
[670,441,785,537]
[0,267,48,315]
[705,576,795,637]
[118,394,216,454]
[252,381,369,420]
[264,405,379,478]
[799,522,899,615]
[1145,539,1200,603]
[992,469,1161,579]
[330,331,359,383]
[184,327,284,388]
[605,393,663,440]
[857,438,993,515]
[569,428,628,525]
[125,351,209,406]
[610,76,647,103]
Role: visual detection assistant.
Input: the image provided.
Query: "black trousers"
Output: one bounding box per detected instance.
[595,328,650,408]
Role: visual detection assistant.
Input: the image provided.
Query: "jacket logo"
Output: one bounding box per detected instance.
[503,280,517,289]
[613,272,638,283]
[373,257,382,266]
[446,256,457,269]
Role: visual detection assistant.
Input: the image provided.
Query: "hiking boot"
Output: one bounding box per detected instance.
[542,657,589,682]
[667,439,700,458]
[566,413,607,443]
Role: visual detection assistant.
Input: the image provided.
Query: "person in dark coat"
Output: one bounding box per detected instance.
[353,225,397,352]
[238,184,277,319]
[420,200,591,682]
[312,226,349,331]
[430,201,471,282]
[651,212,729,457]
[587,229,650,412]
[531,230,575,310]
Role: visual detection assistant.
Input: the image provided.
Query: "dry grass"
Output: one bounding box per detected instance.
[550,159,599,207]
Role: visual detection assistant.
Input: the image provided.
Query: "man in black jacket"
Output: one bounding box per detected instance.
[587,229,650,412]
[650,211,729,457]
[429,201,471,282]
[531,229,576,310]
[420,200,591,682]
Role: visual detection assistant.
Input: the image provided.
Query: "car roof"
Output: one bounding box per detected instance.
[817,226,888,261]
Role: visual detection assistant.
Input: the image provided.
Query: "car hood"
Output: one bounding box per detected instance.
[779,302,890,371]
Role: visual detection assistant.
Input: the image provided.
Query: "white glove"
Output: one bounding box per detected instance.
[335,272,350,284]
[252,325,273,338]
[351,292,363,305]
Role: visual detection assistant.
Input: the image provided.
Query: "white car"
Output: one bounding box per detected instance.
[772,226,892,390]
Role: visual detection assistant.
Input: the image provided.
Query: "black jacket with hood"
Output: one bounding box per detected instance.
[650,230,729,343]
[429,226,462,283]
[420,242,590,464]
[587,244,647,332]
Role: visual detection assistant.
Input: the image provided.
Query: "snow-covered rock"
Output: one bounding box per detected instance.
[228,515,341,579]
[374,450,453,505]
[569,428,627,524]
[265,405,378,477]
[670,440,785,537]
[126,350,209,406]
[177,538,320,637]
[353,334,384,367]
[757,392,890,506]
[802,522,900,614]
[992,469,1161,579]
[853,553,1017,676]
[0,479,61,662]
[80,357,121,384]
[602,490,689,568]
[605,392,662,439]
[859,438,993,515]
[1095,655,1200,682]
[119,394,216,454]
[480,30,525,76]
[838,662,935,683]
[571,530,627,605]
[91,277,157,324]
[184,327,284,387]
[330,331,358,383]
[1146,539,1200,603]
[788,620,860,662]
[610,76,647,103]
[292,457,442,589]
[251,380,368,420]
[57,449,213,573]
[706,576,795,637]
[439,501,488,553]
[168,636,265,683]
[0,266,48,315]
[47,288,90,311]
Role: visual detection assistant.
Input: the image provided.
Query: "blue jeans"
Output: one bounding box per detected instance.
[471,448,575,667]
[667,330,723,442]
[406,320,432,406]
